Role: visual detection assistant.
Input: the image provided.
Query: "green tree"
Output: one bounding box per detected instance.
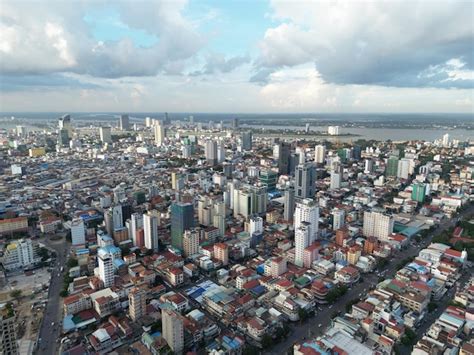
[67,257,78,268]
[427,302,438,312]
[10,290,22,299]
[261,334,273,348]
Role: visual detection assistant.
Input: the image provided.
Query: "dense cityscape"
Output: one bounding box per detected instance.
[0,113,473,355]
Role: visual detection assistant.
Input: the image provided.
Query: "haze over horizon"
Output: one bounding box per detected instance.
[1,0,473,113]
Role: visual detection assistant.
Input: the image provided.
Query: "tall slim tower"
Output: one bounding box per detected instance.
[129,286,147,322]
[283,187,295,222]
[242,131,253,151]
[99,126,112,144]
[314,145,326,164]
[171,202,195,250]
[98,248,114,288]
[294,222,310,267]
[119,114,130,130]
[154,121,165,147]
[143,211,159,251]
[277,142,291,175]
[162,309,184,354]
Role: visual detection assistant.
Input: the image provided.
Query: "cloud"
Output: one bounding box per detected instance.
[256,1,474,88]
[0,0,205,78]
[189,53,250,76]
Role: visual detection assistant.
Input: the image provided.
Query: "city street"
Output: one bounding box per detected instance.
[35,236,70,355]
[269,205,474,354]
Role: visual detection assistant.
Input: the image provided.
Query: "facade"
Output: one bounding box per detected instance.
[283,187,295,221]
[314,145,326,164]
[0,303,18,355]
[162,309,184,354]
[233,184,267,218]
[241,131,252,151]
[154,122,165,147]
[332,209,345,231]
[98,248,114,288]
[119,114,129,130]
[1,239,38,271]
[363,211,394,241]
[99,126,112,144]
[0,217,28,236]
[71,218,86,246]
[214,243,229,266]
[205,140,218,166]
[277,142,291,175]
[183,229,200,257]
[386,156,399,177]
[412,183,427,203]
[294,222,311,267]
[129,286,147,322]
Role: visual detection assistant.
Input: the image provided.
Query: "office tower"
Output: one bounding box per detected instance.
[0,303,19,355]
[162,309,184,354]
[232,118,239,129]
[295,163,316,199]
[412,183,427,203]
[352,145,362,161]
[58,129,70,147]
[154,121,165,146]
[283,187,295,222]
[277,142,291,175]
[233,184,267,218]
[328,126,340,135]
[58,114,72,136]
[330,171,341,190]
[70,218,85,246]
[214,243,229,266]
[242,131,252,151]
[222,162,234,178]
[442,133,450,147]
[364,159,374,174]
[171,202,195,250]
[198,195,213,226]
[129,286,147,322]
[332,209,345,231]
[119,114,129,130]
[189,115,194,124]
[121,204,132,226]
[205,140,218,166]
[99,126,112,144]
[129,213,143,246]
[294,221,310,267]
[259,169,278,192]
[98,248,114,288]
[294,198,319,243]
[164,112,170,125]
[363,211,394,241]
[246,215,263,236]
[143,210,159,251]
[145,117,152,127]
[289,152,300,174]
[386,156,399,177]
[314,145,326,164]
[305,123,310,133]
[183,229,200,257]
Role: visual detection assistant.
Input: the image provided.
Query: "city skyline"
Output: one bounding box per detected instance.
[1,0,473,113]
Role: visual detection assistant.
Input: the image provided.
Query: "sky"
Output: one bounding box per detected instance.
[0,0,473,113]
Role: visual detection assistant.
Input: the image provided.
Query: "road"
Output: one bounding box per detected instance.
[35,236,70,355]
[269,204,474,354]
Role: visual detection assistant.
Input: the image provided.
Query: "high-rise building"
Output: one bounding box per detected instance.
[143,210,159,251]
[246,215,263,236]
[295,163,316,199]
[99,126,112,144]
[119,114,129,130]
[70,218,85,246]
[1,238,38,271]
[352,145,362,161]
[213,214,225,237]
[294,198,319,243]
[259,169,278,192]
[335,228,349,247]
[0,303,19,355]
[98,248,114,288]
[411,183,427,203]
[171,202,195,250]
[233,184,267,218]
[364,159,374,174]
[205,140,218,166]
[232,118,239,129]
[58,129,70,147]
[183,229,200,257]
[397,158,413,180]
[128,286,147,322]
[162,309,184,354]
[442,133,450,147]
[214,242,229,266]
[154,122,165,147]
[16,125,27,137]
[386,156,399,177]
[112,205,123,231]
[328,126,340,135]
[363,211,394,241]
[294,221,310,267]
[332,209,345,231]
[128,213,143,246]
[283,187,295,222]
[330,171,341,190]
[242,131,252,151]
[277,142,291,175]
[314,145,326,164]
[58,114,72,136]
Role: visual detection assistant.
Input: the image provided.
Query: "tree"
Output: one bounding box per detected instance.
[67,257,78,268]
[37,247,49,261]
[261,334,273,348]
[427,302,438,312]
[345,298,360,312]
[298,308,308,322]
[10,290,22,300]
